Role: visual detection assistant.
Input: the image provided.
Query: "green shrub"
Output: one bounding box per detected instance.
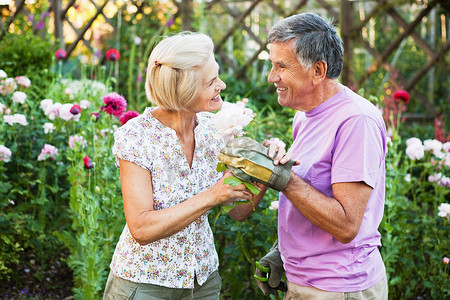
[0,32,53,97]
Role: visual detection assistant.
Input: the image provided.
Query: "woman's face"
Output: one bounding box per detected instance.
[190,55,226,113]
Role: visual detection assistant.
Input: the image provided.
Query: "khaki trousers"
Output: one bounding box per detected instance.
[103,271,221,300]
[284,277,388,300]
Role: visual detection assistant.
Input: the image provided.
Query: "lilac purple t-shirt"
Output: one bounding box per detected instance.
[279,87,387,292]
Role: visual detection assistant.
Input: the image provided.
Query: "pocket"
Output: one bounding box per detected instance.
[104,274,139,300]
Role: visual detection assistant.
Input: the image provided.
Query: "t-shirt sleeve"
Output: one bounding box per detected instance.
[331,115,385,188]
[112,125,152,171]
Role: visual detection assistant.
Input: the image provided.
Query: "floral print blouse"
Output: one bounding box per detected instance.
[110,107,224,288]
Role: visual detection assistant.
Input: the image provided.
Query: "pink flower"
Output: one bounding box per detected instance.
[166,18,174,28]
[70,104,81,115]
[443,257,449,264]
[55,49,67,60]
[213,101,254,142]
[106,49,120,61]
[0,145,12,162]
[69,135,87,149]
[100,92,127,117]
[83,155,93,169]
[15,76,31,88]
[119,110,140,126]
[393,90,410,103]
[37,144,58,161]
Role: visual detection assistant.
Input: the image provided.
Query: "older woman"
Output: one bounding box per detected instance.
[103,32,288,300]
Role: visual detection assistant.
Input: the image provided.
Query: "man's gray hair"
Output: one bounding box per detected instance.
[268,13,344,79]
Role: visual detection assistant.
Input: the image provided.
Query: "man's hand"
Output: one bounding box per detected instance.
[218,137,295,191]
[254,239,287,296]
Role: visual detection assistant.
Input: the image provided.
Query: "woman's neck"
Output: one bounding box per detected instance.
[152,108,197,140]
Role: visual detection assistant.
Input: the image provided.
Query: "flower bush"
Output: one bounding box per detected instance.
[0,69,134,298]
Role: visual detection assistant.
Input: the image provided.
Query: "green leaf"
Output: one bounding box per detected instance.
[222,205,236,213]
[243,182,260,195]
[216,162,226,172]
[224,176,242,186]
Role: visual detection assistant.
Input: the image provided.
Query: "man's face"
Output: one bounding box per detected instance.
[268,40,315,111]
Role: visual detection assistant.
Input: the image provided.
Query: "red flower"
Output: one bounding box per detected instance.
[393,90,410,103]
[100,92,127,117]
[55,49,67,60]
[119,110,140,126]
[83,155,93,169]
[106,49,120,61]
[70,104,81,115]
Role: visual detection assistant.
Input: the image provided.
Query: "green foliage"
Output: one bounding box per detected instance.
[380,129,449,299]
[0,32,53,97]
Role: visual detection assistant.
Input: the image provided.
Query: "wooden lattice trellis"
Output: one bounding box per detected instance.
[1,0,449,116]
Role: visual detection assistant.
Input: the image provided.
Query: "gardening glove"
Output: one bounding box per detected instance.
[254,239,287,296]
[217,137,295,191]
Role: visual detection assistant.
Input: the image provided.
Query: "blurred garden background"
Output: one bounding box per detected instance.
[0,0,449,299]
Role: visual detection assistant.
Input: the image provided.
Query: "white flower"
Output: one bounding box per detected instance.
[442,153,450,168]
[0,78,17,95]
[405,174,411,182]
[58,103,75,121]
[424,139,443,158]
[15,76,31,88]
[428,173,442,183]
[40,99,54,110]
[442,142,450,153]
[0,145,12,162]
[406,137,422,147]
[134,36,142,45]
[213,101,254,142]
[3,114,28,126]
[437,203,450,218]
[0,70,7,78]
[79,99,91,109]
[43,123,55,134]
[405,142,425,160]
[44,103,61,120]
[0,103,6,114]
[12,91,27,104]
[269,201,279,210]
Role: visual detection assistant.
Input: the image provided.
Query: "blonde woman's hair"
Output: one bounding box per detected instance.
[145,32,214,111]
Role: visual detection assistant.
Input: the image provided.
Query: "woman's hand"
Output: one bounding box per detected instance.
[207,170,254,206]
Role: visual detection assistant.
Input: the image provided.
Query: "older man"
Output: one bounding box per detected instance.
[256,13,388,299]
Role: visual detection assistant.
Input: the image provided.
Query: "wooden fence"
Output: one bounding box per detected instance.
[1,0,449,116]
